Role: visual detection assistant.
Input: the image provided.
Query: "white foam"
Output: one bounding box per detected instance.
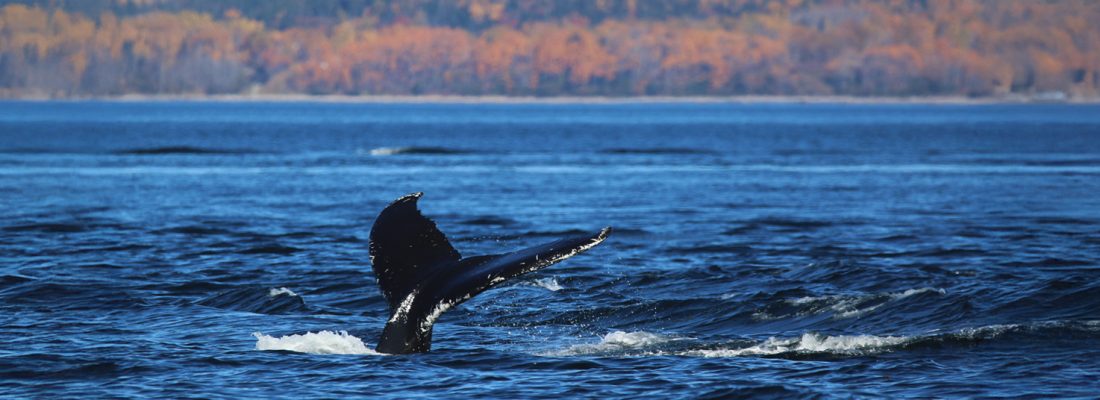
[545,331,679,356]
[690,332,909,357]
[777,287,946,319]
[530,278,563,292]
[892,287,946,299]
[367,147,403,156]
[268,287,298,297]
[253,330,381,355]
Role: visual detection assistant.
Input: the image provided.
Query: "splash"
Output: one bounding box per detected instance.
[545,331,680,356]
[253,331,381,355]
[530,277,563,292]
[691,333,909,357]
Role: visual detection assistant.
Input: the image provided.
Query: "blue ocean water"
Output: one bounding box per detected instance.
[1,101,1099,398]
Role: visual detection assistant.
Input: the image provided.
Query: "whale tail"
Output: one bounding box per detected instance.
[369,193,610,354]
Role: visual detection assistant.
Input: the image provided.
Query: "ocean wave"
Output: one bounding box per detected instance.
[770,287,946,320]
[2,222,89,233]
[538,320,1100,360]
[691,333,909,357]
[363,146,470,156]
[253,331,381,355]
[197,287,308,315]
[543,331,684,356]
[689,320,1100,359]
[0,281,146,311]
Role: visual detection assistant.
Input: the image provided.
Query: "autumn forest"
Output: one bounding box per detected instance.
[1,0,1098,98]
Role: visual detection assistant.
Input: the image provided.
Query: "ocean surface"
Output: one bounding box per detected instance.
[1,101,1099,398]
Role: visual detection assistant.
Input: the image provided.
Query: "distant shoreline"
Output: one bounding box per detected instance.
[4,94,1099,105]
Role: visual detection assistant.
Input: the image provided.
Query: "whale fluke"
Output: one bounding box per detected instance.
[369,192,610,354]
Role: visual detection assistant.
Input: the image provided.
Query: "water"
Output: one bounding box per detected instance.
[2,101,1099,397]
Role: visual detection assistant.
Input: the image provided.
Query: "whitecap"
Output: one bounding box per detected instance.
[776,287,946,319]
[690,332,909,357]
[530,277,563,292]
[367,147,404,156]
[253,330,381,355]
[892,287,946,299]
[268,287,298,297]
[543,331,681,356]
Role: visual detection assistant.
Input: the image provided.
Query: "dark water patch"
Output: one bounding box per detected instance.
[699,385,811,399]
[239,244,301,255]
[3,222,88,233]
[158,225,233,235]
[95,243,156,253]
[196,286,309,314]
[0,274,34,288]
[308,282,365,295]
[1031,216,1096,225]
[778,260,928,290]
[772,148,854,156]
[807,245,852,257]
[75,262,127,270]
[0,360,143,380]
[990,279,1100,320]
[666,244,753,255]
[915,247,988,257]
[331,235,363,243]
[955,229,988,239]
[750,217,833,230]
[868,247,987,259]
[114,146,258,155]
[158,281,235,295]
[957,157,1100,167]
[0,282,145,310]
[232,230,322,243]
[189,356,249,367]
[722,224,759,235]
[875,233,919,242]
[267,231,317,239]
[601,148,714,155]
[0,147,67,154]
[606,227,648,236]
[1001,258,1093,268]
[902,321,1100,352]
[461,216,517,226]
[2,220,134,234]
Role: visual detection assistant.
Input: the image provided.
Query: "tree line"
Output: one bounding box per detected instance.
[1,0,1097,97]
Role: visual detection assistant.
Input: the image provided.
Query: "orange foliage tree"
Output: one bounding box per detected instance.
[1,0,1099,97]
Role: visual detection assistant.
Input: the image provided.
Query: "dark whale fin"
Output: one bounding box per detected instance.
[368,193,610,354]
[369,192,461,311]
